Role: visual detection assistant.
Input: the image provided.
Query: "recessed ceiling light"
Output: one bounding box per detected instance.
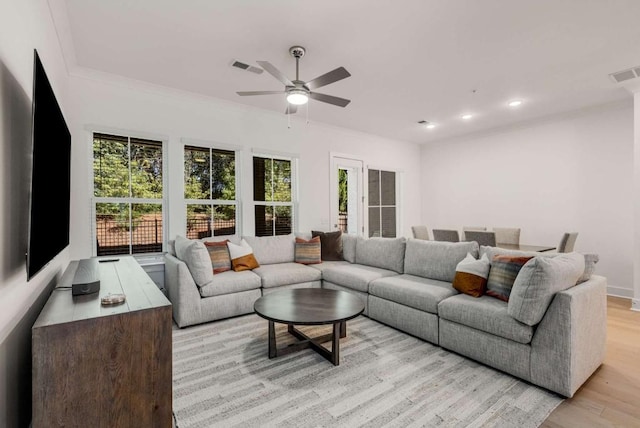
[461,114,473,120]
[508,100,523,107]
[426,123,436,129]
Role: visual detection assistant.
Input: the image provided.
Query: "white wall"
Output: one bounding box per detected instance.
[67,74,422,259]
[421,102,634,296]
[634,92,640,310]
[0,1,73,426]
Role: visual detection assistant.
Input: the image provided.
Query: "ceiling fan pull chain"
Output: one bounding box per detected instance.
[306,100,309,125]
[288,103,291,129]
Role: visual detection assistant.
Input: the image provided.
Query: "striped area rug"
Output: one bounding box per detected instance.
[173,315,562,428]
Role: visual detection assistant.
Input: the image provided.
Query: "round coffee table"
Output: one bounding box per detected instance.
[254,288,364,366]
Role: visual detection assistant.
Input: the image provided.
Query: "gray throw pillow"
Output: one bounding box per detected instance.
[508,252,585,326]
[174,235,214,287]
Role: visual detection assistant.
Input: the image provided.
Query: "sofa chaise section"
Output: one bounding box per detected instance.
[369,275,458,343]
[321,236,406,315]
[437,271,607,398]
[165,253,261,328]
[368,239,478,344]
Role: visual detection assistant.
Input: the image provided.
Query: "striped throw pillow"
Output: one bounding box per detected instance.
[204,240,231,274]
[486,255,533,302]
[295,236,322,265]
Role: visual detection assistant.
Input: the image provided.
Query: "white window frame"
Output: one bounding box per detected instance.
[89,129,168,256]
[252,149,299,236]
[182,139,243,239]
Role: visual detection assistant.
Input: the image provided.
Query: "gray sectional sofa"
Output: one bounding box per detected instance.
[164,233,606,398]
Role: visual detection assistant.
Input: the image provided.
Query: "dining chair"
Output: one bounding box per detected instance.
[432,229,460,242]
[493,227,521,245]
[462,226,486,241]
[557,232,578,253]
[463,230,496,247]
[411,225,430,240]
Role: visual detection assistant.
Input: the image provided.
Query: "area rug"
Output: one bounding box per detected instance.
[172,315,562,428]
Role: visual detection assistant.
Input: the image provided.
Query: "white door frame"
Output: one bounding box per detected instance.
[329,153,364,235]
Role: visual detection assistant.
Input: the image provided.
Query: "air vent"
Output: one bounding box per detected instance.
[230,59,263,74]
[609,66,640,84]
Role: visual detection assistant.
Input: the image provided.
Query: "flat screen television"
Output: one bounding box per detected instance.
[26,50,71,280]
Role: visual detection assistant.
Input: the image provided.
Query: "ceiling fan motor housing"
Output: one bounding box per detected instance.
[289,46,306,58]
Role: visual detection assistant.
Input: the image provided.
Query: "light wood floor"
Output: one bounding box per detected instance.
[542,296,640,428]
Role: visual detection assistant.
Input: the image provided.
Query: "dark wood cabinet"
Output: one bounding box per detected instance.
[32,257,172,427]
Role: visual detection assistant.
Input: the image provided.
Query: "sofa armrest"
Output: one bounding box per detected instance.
[530,275,607,397]
[164,254,203,328]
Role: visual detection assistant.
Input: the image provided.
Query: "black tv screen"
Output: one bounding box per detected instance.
[27,50,71,280]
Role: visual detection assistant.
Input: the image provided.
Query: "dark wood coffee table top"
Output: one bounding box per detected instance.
[254,288,364,325]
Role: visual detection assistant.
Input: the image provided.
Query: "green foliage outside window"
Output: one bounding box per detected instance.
[338,169,348,213]
[93,134,163,224]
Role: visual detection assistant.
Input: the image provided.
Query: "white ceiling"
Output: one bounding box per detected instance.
[52,0,640,144]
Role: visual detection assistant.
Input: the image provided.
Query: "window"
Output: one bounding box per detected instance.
[253,155,295,236]
[184,146,238,239]
[368,169,397,237]
[93,133,164,255]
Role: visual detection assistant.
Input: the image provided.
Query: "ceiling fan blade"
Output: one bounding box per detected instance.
[285,104,298,114]
[256,61,294,87]
[236,91,285,96]
[309,92,351,108]
[305,67,351,90]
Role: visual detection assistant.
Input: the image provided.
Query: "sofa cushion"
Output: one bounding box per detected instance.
[307,260,351,273]
[252,262,322,288]
[243,234,295,265]
[342,233,357,263]
[204,240,232,273]
[199,270,262,297]
[438,294,534,344]
[404,240,479,282]
[174,235,214,287]
[452,253,490,297]
[227,239,260,272]
[369,274,458,314]
[486,255,532,302]
[312,230,344,261]
[294,236,321,264]
[355,237,406,273]
[508,252,585,326]
[322,264,397,293]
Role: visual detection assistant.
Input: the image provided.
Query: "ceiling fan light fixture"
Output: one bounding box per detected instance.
[286,89,309,105]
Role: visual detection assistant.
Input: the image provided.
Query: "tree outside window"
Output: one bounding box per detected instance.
[253,156,294,236]
[93,133,164,255]
[184,146,238,238]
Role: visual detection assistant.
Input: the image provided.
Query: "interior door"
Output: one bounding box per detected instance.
[330,155,363,235]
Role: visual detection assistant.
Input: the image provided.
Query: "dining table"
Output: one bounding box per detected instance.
[496,243,556,252]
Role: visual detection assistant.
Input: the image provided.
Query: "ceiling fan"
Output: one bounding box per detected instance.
[237,46,351,114]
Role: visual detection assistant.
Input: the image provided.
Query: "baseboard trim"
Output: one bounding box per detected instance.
[632,298,640,312]
[607,286,633,299]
